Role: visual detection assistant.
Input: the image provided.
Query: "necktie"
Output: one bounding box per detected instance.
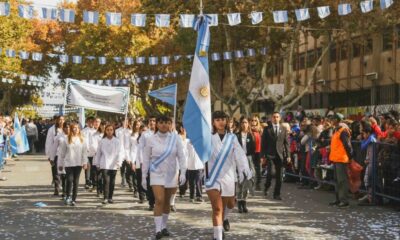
[275,126,278,136]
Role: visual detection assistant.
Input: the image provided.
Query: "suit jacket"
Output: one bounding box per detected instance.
[236,132,256,156]
[261,124,290,161]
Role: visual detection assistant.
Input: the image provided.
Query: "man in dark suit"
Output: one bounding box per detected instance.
[261,112,290,200]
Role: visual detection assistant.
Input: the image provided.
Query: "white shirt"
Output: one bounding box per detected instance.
[89,131,103,160]
[186,139,204,170]
[136,129,155,167]
[50,132,66,161]
[272,124,280,135]
[142,131,187,177]
[82,127,97,157]
[45,125,63,158]
[59,137,88,168]
[116,127,132,160]
[95,137,124,170]
[128,133,140,168]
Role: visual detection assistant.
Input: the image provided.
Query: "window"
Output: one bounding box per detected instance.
[352,42,361,58]
[307,50,316,68]
[299,53,306,69]
[340,44,348,61]
[383,28,393,51]
[365,38,373,55]
[329,44,337,63]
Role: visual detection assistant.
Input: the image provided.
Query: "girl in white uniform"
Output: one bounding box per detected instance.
[91,125,105,197]
[142,116,187,240]
[53,122,70,200]
[127,120,142,201]
[206,111,252,240]
[95,124,124,204]
[45,115,64,196]
[58,123,88,206]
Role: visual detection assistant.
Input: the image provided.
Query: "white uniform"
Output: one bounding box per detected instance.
[142,132,187,188]
[91,132,104,167]
[205,133,251,197]
[45,125,62,159]
[187,140,204,171]
[81,127,97,158]
[95,137,124,170]
[58,137,88,168]
[116,127,132,160]
[53,133,67,174]
[128,133,140,168]
[136,129,154,169]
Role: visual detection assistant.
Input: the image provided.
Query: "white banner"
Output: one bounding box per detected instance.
[64,79,130,114]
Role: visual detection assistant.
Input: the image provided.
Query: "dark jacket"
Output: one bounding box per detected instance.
[236,132,255,156]
[261,124,290,160]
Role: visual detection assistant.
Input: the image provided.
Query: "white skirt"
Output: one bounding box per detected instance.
[205,178,235,197]
[150,169,179,188]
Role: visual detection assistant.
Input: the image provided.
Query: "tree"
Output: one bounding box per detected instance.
[0,0,62,113]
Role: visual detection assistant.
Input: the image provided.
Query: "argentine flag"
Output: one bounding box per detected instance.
[183,15,212,163]
[317,6,331,19]
[10,113,29,154]
[338,3,352,16]
[83,11,99,24]
[380,0,393,9]
[0,2,10,16]
[148,84,177,106]
[60,9,75,23]
[360,0,374,13]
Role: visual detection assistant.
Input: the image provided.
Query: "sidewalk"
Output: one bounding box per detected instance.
[0,154,399,240]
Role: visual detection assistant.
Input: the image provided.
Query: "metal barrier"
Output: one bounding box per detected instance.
[282,138,400,204]
[372,141,400,204]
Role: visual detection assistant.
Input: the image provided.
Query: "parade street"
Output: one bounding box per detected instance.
[0,155,398,240]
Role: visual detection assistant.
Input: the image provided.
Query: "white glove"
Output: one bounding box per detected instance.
[142,176,148,191]
[179,173,186,186]
[238,171,245,184]
[244,169,253,180]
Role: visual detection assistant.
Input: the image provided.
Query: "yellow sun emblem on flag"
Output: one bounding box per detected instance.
[199,86,209,97]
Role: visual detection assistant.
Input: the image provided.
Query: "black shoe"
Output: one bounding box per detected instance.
[85,184,90,190]
[243,201,248,213]
[329,200,340,206]
[148,205,154,211]
[139,199,144,204]
[196,197,204,203]
[263,191,268,197]
[170,205,176,212]
[238,201,243,213]
[53,189,59,196]
[337,202,349,208]
[223,219,230,232]
[161,228,170,237]
[273,195,282,200]
[155,231,163,239]
[133,191,138,198]
[108,199,114,204]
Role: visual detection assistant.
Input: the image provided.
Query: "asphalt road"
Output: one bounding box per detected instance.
[0,155,399,240]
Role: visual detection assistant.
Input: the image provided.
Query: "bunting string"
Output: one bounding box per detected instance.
[0,46,270,66]
[0,0,395,28]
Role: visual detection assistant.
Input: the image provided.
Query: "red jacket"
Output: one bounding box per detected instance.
[371,123,400,140]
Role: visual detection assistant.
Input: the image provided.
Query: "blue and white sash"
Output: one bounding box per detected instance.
[205,133,235,188]
[150,133,177,172]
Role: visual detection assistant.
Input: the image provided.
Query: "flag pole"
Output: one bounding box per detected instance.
[173,84,177,126]
[200,0,203,14]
